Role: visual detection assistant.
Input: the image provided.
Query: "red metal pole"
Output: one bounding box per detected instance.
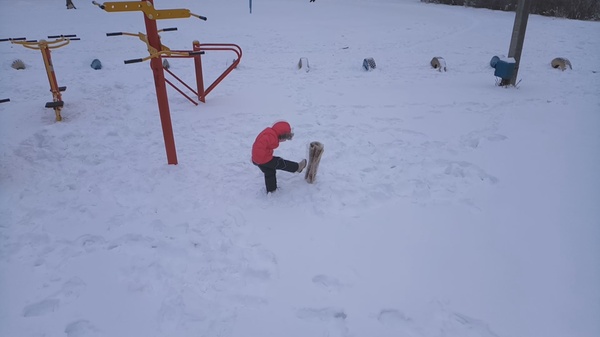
[193,40,206,103]
[144,0,178,165]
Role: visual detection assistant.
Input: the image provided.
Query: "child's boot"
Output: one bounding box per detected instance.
[297,159,307,173]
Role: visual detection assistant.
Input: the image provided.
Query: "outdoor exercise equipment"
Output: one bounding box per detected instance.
[103,29,204,106]
[551,57,572,71]
[490,55,516,84]
[90,58,102,69]
[93,0,242,165]
[103,24,241,105]
[93,1,206,165]
[363,57,376,71]
[430,56,446,72]
[298,57,309,72]
[1,35,79,121]
[191,41,242,103]
[11,59,26,70]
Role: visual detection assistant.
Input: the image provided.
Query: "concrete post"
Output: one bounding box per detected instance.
[507,0,532,86]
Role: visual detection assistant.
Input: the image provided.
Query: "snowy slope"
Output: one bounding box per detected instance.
[1,1,599,337]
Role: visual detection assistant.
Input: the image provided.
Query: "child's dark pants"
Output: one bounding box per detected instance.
[255,156,300,193]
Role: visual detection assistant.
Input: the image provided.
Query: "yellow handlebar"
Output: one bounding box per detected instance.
[11,37,72,50]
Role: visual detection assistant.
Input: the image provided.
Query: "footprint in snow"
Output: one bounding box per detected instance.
[377,309,419,336]
[65,320,101,337]
[22,298,60,317]
[461,131,507,149]
[21,276,86,317]
[312,274,345,292]
[296,307,347,321]
[296,307,349,337]
[443,161,499,184]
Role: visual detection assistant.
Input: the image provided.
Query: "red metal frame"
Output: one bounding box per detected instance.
[163,69,199,106]
[162,42,242,105]
[193,41,242,103]
[161,53,200,105]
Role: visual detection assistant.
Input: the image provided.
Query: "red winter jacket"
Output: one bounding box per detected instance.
[252,121,292,164]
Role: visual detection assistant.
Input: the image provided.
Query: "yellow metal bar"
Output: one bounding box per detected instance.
[19,44,42,51]
[12,38,71,50]
[138,55,154,63]
[47,40,70,49]
[111,30,184,63]
[100,1,152,13]
[121,31,171,53]
[157,50,190,58]
[39,43,63,121]
[148,9,192,20]
[120,32,141,38]
[39,44,59,94]
[99,1,193,20]
[136,50,196,63]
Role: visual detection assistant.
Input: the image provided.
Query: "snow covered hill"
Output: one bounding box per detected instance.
[1,1,599,337]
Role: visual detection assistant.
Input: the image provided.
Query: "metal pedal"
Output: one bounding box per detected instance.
[45,101,64,108]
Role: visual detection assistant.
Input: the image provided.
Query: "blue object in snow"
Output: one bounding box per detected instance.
[494,58,516,80]
[91,59,102,70]
[490,55,500,68]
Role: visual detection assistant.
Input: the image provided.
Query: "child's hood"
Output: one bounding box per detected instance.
[271,121,291,136]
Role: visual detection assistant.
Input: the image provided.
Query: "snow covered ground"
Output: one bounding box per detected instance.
[1,0,599,336]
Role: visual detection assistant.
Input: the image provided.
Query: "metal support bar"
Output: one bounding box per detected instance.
[40,44,64,121]
[164,67,199,97]
[164,78,198,106]
[193,43,242,101]
[141,1,178,165]
[507,0,531,86]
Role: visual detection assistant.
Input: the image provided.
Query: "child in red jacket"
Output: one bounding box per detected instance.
[252,121,307,193]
